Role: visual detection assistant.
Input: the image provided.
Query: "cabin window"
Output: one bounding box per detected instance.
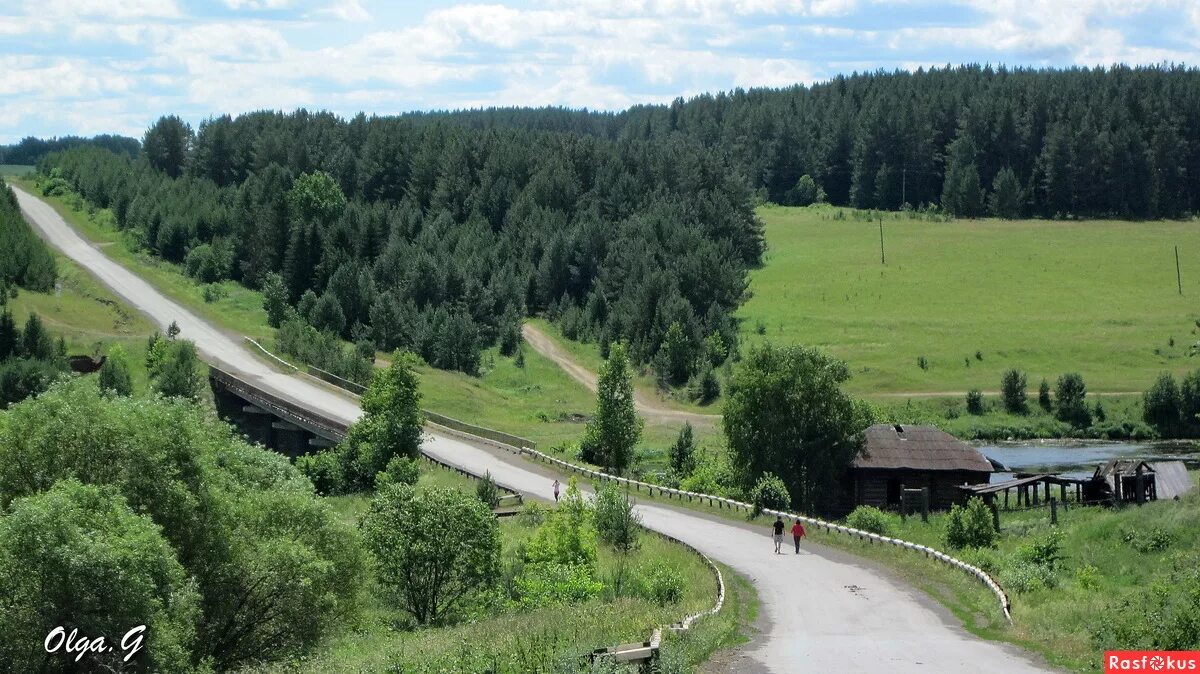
[886,478,902,505]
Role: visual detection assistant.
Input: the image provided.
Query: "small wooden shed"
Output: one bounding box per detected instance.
[1095,459,1158,504]
[849,424,993,511]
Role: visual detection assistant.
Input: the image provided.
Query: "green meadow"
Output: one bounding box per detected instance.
[740,205,1200,396]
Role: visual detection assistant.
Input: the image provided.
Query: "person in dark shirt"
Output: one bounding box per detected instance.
[772,516,785,554]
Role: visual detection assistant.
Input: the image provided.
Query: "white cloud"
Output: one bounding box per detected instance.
[318,0,370,21]
[1,0,1198,142]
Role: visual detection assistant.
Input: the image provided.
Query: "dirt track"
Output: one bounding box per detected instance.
[521,323,720,428]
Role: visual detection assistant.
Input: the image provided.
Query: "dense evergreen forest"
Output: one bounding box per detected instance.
[0,134,139,166]
[37,64,1200,380]
[414,64,1200,219]
[43,116,761,381]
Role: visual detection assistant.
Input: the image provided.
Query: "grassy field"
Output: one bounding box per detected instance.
[0,164,34,177]
[6,251,156,394]
[264,466,739,674]
[740,205,1200,396]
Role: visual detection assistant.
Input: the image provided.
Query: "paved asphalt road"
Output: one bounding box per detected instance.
[15,185,1055,673]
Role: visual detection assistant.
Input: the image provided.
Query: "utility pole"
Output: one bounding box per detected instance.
[1176,245,1183,295]
[879,215,885,265]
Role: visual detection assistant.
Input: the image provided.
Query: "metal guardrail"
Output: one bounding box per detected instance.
[244,337,536,449]
[210,367,350,441]
[517,447,1013,624]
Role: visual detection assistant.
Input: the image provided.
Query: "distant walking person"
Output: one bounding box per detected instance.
[791,519,807,554]
[772,516,785,554]
[553,479,560,503]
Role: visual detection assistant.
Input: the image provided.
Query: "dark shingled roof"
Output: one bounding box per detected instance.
[852,424,993,473]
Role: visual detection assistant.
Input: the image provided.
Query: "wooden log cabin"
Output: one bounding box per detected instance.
[847,424,993,512]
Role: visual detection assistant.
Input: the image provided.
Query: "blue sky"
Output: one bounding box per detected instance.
[1,0,1197,143]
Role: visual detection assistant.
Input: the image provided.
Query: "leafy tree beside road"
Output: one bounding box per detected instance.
[723,343,872,515]
[361,484,500,625]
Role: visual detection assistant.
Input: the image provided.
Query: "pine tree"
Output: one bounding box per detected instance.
[669,422,695,475]
[988,167,1024,219]
[0,308,18,360]
[582,342,643,474]
[21,313,53,360]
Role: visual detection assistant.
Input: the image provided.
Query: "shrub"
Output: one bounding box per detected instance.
[515,562,603,608]
[593,482,641,553]
[1076,564,1101,590]
[1054,372,1091,427]
[475,471,501,509]
[361,484,500,625]
[687,364,721,404]
[295,450,344,495]
[375,455,420,489]
[1016,530,1064,570]
[525,479,597,568]
[518,500,547,527]
[750,472,791,517]
[638,566,684,606]
[917,355,929,370]
[1001,560,1057,594]
[966,389,984,415]
[1038,379,1052,412]
[666,425,694,479]
[943,497,996,549]
[1144,372,1182,437]
[1000,369,1028,414]
[98,344,133,396]
[845,505,899,536]
[1122,527,1174,553]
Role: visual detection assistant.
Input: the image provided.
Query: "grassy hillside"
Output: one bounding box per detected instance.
[741,205,1200,395]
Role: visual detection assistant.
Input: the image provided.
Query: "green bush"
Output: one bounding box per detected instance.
[476,471,501,509]
[518,500,547,527]
[593,482,641,553]
[638,566,684,606]
[845,505,899,536]
[966,389,984,415]
[1001,369,1028,414]
[943,497,996,549]
[375,455,420,489]
[750,472,791,517]
[515,562,603,608]
[1016,530,1064,570]
[1076,564,1101,590]
[1001,560,1057,594]
[1122,527,1174,553]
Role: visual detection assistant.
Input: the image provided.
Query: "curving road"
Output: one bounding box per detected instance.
[15,185,1054,673]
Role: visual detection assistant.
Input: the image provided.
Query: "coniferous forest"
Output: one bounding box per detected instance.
[37,65,1200,380]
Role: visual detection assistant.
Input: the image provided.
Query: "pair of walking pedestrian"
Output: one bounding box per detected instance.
[772,515,806,554]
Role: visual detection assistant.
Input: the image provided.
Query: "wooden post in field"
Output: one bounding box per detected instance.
[921,487,929,523]
[990,502,1000,532]
[1176,245,1183,295]
[878,216,886,265]
[1135,464,1146,505]
[1050,497,1058,525]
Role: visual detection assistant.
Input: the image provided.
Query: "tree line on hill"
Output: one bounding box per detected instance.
[0,133,139,166]
[40,112,760,384]
[416,64,1200,219]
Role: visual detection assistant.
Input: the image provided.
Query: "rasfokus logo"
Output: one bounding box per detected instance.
[1106,652,1200,672]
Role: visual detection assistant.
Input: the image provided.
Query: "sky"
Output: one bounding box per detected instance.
[1,0,1198,143]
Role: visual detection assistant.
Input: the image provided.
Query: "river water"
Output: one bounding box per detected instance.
[975,441,1200,482]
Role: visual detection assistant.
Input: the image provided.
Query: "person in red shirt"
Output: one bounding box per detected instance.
[791,519,806,554]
